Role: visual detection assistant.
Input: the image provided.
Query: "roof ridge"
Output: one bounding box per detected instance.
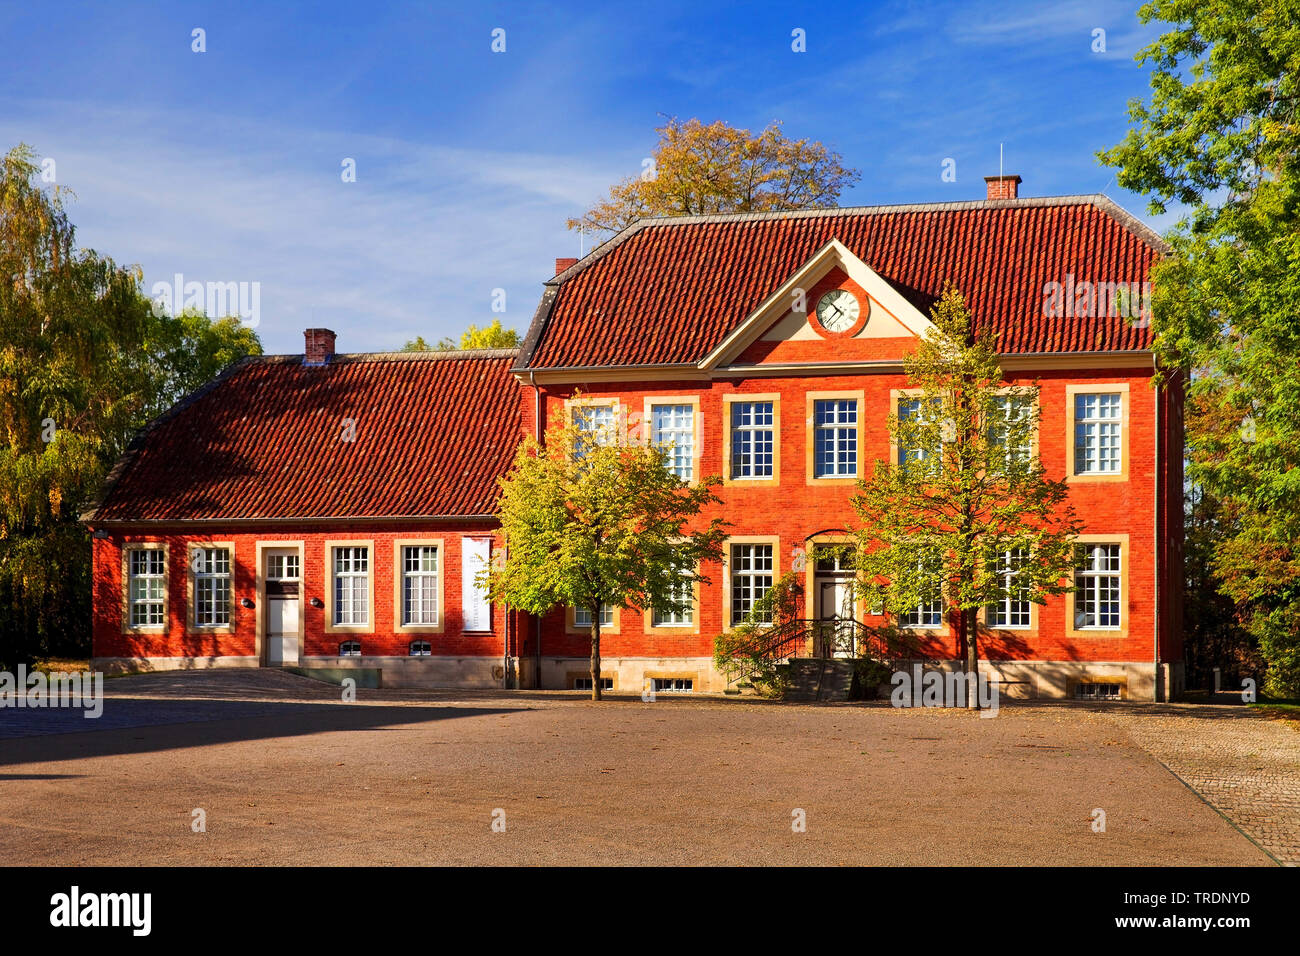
[249,348,521,363]
[545,194,1167,287]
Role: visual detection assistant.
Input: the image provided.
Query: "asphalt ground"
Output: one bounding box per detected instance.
[0,670,1277,866]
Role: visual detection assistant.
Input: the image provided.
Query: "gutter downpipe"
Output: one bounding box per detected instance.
[530,370,544,690]
[1153,375,1162,702]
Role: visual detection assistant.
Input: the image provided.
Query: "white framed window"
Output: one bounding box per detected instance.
[814,399,858,477]
[409,640,432,657]
[900,554,943,628]
[575,604,614,628]
[650,677,693,693]
[1073,393,1122,474]
[897,397,939,471]
[989,394,1034,468]
[652,572,695,627]
[333,546,370,626]
[192,547,232,627]
[573,403,617,458]
[401,545,439,626]
[266,553,299,580]
[127,548,167,627]
[338,640,362,657]
[1076,682,1122,700]
[1074,543,1122,629]
[574,676,613,691]
[730,401,774,478]
[650,403,695,480]
[730,543,774,624]
[986,548,1030,628]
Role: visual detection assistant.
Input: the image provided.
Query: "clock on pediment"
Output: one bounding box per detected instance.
[812,288,866,337]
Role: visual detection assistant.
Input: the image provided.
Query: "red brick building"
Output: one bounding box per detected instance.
[85,178,1184,699]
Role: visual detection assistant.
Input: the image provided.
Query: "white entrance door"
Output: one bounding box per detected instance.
[264,548,301,666]
[816,577,855,658]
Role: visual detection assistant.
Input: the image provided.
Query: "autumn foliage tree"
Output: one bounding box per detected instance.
[848,286,1082,704]
[0,143,261,668]
[485,405,727,700]
[1098,0,1300,695]
[568,117,860,237]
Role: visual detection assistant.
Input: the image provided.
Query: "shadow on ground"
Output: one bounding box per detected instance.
[0,700,525,766]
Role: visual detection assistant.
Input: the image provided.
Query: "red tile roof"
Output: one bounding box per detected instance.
[521,196,1162,369]
[86,350,520,522]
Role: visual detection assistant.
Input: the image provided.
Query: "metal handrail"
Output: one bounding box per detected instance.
[719,618,896,684]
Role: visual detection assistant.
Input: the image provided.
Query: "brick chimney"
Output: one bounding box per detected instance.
[304,328,336,365]
[984,174,1022,200]
[555,257,579,276]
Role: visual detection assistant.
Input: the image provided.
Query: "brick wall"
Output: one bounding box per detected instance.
[532,365,1175,667]
[91,523,507,661]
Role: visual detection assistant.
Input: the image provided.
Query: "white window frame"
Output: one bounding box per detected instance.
[328,543,372,630]
[730,542,774,625]
[899,553,943,629]
[1073,543,1122,630]
[896,395,941,472]
[126,546,167,629]
[401,544,440,627]
[729,400,775,479]
[986,548,1031,629]
[649,402,695,481]
[1073,392,1123,475]
[989,394,1034,469]
[575,604,614,628]
[652,571,695,627]
[813,398,859,478]
[191,546,232,628]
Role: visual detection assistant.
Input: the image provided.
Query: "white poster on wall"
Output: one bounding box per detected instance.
[462,537,492,632]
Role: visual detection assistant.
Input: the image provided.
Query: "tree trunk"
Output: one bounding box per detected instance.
[589,608,602,701]
[965,606,979,709]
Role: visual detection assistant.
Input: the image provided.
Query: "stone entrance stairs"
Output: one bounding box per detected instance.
[784,658,856,701]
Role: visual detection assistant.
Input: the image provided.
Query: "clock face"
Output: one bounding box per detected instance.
[814,289,861,334]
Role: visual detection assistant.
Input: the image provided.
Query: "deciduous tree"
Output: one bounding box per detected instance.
[1098,0,1300,694]
[568,117,860,237]
[486,405,727,699]
[0,143,261,668]
[848,286,1082,705]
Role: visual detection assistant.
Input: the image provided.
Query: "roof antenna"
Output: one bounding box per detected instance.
[579,225,585,257]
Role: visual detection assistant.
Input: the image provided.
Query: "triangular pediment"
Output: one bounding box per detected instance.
[700,239,935,369]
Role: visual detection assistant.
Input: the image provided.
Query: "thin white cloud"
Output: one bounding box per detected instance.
[0,100,619,353]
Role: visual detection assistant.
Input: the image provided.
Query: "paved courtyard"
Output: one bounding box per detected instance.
[0,671,1290,865]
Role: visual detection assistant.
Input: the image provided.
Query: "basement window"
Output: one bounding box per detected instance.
[1075,682,1121,701]
[409,641,432,657]
[338,641,362,657]
[573,677,613,691]
[651,678,693,693]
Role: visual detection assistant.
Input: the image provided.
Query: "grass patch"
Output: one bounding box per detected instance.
[33,658,90,674]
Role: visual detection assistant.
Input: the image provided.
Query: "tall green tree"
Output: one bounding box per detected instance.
[485,404,727,699]
[1098,0,1300,695]
[848,286,1082,704]
[0,143,261,668]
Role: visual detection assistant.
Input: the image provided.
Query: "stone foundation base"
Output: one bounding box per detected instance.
[91,653,1185,701]
[892,659,1184,702]
[92,655,260,676]
[521,657,729,693]
[299,655,511,688]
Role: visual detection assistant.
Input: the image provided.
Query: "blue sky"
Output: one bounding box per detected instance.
[0,0,1171,354]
